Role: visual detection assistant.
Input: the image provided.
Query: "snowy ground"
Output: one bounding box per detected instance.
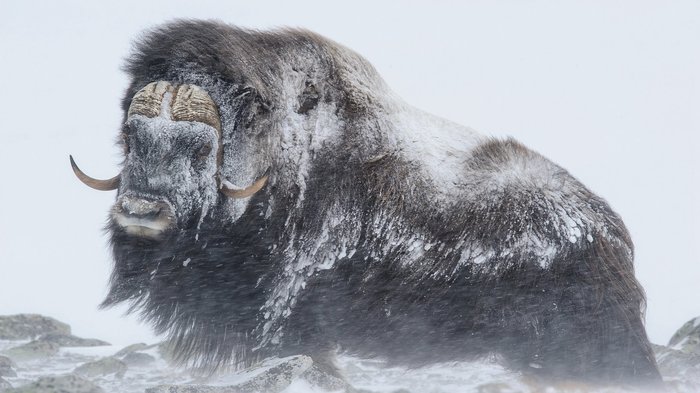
[2,337,699,393]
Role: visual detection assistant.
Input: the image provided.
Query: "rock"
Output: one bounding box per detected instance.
[1,340,60,362]
[113,343,150,358]
[73,357,127,379]
[226,355,313,393]
[669,316,700,355]
[652,343,700,378]
[37,333,110,348]
[6,374,104,393]
[0,356,16,378]
[0,314,71,340]
[300,363,348,391]
[147,355,314,393]
[122,352,156,367]
[0,378,11,392]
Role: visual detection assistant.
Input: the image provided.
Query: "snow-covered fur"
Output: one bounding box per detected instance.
[101,20,660,383]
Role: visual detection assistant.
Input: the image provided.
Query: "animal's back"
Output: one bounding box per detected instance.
[297,133,658,380]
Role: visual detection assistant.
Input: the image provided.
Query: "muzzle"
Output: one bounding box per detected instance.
[111,194,176,239]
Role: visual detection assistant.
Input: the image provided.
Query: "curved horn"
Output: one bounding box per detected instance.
[171,84,224,168]
[171,84,222,133]
[220,169,270,199]
[128,81,173,118]
[69,155,120,191]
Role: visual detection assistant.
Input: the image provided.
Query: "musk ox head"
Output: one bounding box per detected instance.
[71,81,269,240]
[71,22,378,247]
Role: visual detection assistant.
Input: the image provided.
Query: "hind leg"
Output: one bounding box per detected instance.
[500,277,661,385]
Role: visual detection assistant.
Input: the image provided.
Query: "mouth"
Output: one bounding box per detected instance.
[113,215,171,239]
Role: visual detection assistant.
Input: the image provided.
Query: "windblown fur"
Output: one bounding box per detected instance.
[99,20,660,383]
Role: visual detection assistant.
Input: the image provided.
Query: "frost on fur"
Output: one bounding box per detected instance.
[85,20,661,384]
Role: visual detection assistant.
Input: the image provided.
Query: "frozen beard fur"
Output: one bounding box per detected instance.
[71,20,661,385]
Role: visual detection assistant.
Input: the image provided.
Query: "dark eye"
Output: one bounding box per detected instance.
[297,82,319,114]
[196,142,212,159]
[243,93,271,134]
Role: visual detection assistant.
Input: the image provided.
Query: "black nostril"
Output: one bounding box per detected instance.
[125,208,161,220]
[117,196,172,224]
[119,199,163,220]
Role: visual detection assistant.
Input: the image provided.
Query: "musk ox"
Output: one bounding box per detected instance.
[71,20,660,384]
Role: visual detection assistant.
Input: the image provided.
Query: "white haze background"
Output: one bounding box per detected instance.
[0,0,698,351]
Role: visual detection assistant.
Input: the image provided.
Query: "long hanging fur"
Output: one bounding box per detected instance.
[100,19,660,383]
